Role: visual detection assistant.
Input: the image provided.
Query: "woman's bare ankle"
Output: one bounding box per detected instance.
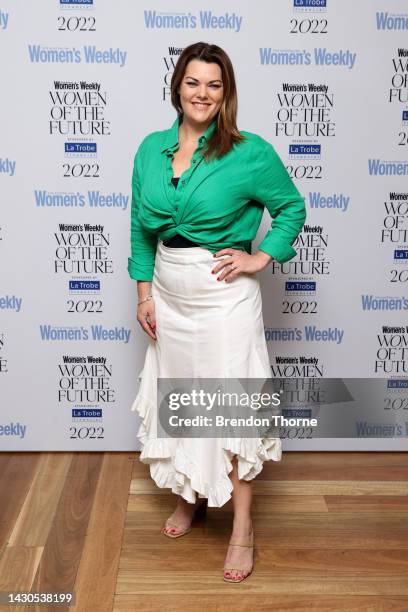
[231,515,253,536]
[176,497,196,513]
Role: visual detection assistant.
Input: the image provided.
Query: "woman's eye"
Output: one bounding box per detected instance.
[185,82,221,88]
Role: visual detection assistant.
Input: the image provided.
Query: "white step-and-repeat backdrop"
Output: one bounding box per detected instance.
[1,0,407,450]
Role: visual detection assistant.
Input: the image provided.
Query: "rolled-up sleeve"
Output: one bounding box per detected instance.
[127,142,158,281]
[251,137,306,263]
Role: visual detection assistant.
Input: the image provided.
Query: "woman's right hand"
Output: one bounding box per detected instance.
[137,299,157,340]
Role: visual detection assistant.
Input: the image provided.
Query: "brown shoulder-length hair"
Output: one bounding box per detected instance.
[170,42,245,161]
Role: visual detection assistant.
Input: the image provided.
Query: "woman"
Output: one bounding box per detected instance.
[128,42,306,583]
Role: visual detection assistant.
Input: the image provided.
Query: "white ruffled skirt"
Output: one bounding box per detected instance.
[131,239,282,507]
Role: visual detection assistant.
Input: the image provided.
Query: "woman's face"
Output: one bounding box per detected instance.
[177,59,224,127]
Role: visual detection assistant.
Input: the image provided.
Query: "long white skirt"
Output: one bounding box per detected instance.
[131,239,282,507]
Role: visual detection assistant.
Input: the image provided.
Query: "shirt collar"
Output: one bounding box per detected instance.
[161,112,217,154]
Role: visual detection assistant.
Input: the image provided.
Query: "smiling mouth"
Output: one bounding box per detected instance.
[192,102,210,108]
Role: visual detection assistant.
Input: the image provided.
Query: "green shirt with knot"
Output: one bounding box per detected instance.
[128,113,307,281]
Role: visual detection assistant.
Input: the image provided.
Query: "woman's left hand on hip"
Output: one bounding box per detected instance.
[211,248,272,282]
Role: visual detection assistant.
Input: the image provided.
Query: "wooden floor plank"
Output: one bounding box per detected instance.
[0,453,13,474]
[119,544,408,572]
[326,495,408,512]
[8,453,73,546]
[270,452,408,467]
[121,512,408,549]
[127,493,328,513]
[253,480,408,495]
[0,546,43,591]
[130,477,408,496]
[30,453,103,596]
[113,594,408,612]
[115,570,408,595]
[127,492,408,514]
[0,454,41,554]
[256,465,408,481]
[73,453,134,612]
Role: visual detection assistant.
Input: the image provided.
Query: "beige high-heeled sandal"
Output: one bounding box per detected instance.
[223,528,254,582]
[161,497,208,538]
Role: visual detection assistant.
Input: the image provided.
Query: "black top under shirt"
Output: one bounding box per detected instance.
[162,177,200,247]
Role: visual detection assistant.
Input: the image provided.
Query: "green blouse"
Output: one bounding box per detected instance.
[128,113,306,281]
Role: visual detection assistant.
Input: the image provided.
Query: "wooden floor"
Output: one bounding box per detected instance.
[0,452,407,611]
